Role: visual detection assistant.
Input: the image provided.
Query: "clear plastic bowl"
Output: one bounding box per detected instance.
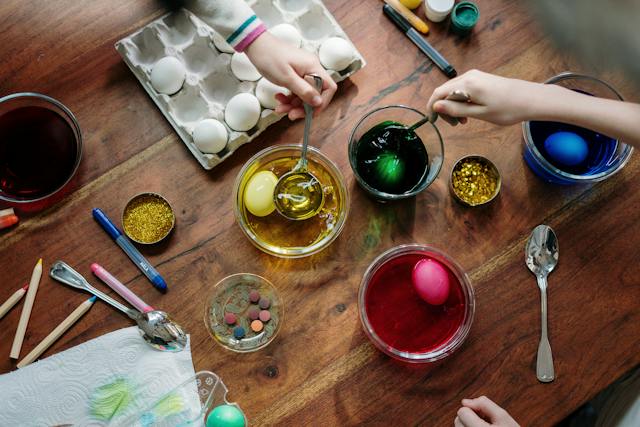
[348,105,444,201]
[233,144,349,258]
[522,72,634,184]
[358,244,475,363]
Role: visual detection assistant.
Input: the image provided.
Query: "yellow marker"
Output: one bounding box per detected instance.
[383,0,429,34]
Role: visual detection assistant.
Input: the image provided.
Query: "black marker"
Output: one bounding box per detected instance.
[383,4,457,78]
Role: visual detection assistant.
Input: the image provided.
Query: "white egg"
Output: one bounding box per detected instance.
[269,23,302,47]
[255,78,290,109]
[192,119,228,154]
[150,56,186,95]
[212,32,235,53]
[318,37,355,72]
[231,52,261,81]
[225,93,261,131]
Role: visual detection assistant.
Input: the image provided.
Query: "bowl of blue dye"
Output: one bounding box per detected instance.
[522,72,633,185]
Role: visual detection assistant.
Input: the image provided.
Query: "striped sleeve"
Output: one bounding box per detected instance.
[188,0,267,52]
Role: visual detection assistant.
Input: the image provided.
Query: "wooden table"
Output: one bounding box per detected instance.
[1,0,639,425]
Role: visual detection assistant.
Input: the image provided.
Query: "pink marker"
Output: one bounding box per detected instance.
[91,263,154,313]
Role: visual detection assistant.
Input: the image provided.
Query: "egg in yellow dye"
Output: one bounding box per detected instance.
[244,170,278,217]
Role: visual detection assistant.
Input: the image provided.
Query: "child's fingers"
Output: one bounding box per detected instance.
[433,100,485,120]
[456,407,491,427]
[285,72,322,107]
[288,107,305,120]
[462,396,507,420]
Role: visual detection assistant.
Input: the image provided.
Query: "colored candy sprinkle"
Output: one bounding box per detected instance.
[233,326,245,339]
[249,290,260,303]
[258,297,271,309]
[259,310,271,322]
[248,307,260,321]
[224,313,237,325]
[250,320,264,332]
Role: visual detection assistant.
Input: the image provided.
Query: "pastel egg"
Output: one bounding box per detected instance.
[224,93,261,131]
[206,404,246,427]
[230,52,261,81]
[270,23,302,47]
[543,131,589,167]
[150,56,186,95]
[244,170,278,217]
[412,258,450,306]
[255,78,290,109]
[192,119,227,154]
[318,37,355,71]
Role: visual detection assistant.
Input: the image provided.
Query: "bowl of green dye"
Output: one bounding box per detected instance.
[348,105,444,202]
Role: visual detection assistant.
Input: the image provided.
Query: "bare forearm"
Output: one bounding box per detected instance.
[531,85,640,148]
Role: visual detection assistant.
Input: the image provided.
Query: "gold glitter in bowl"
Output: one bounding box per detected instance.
[450,155,501,207]
[122,193,175,244]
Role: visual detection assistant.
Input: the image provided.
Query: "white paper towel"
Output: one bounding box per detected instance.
[0,327,198,426]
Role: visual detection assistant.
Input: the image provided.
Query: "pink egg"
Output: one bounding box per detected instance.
[412,258,451,305]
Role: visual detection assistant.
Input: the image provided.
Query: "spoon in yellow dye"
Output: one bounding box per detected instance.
[274,74,325,221]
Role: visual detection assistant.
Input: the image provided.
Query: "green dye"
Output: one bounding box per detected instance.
[90,378,134,421]
[456,7,478,26]
[354,121,429,195]
[154,392,185,417]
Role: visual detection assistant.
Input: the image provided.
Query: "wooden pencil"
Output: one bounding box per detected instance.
[0,284,28,321]
[17,296,96,368]
[10,258,43,359]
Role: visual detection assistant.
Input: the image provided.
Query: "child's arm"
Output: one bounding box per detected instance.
[189,0,336,119]
[427,70,640,147]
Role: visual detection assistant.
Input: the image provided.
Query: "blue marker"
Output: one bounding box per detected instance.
[92,208,168,293]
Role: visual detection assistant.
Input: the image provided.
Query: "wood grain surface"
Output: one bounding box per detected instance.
[1,0,639,425]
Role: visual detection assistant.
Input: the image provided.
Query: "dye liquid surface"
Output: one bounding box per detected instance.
[364,253,466,354]
[354,121,429,194]
[0,106,77,199]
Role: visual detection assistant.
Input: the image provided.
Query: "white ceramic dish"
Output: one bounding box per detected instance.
[115,2,366,170]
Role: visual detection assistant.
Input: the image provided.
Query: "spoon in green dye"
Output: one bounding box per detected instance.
[273,74,325,221]
[409,90,472,130]
[50,261,187,352]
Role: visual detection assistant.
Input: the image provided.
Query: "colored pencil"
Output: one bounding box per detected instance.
[0,284,28,321]
[383,0,429,34]
[17,296,96,368]
[10,259,43,359]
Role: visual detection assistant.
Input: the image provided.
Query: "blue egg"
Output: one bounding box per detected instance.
[543,131,589,167]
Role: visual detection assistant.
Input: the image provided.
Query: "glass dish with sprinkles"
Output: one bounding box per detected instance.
[204,273,283,353]
[122,193,175,244]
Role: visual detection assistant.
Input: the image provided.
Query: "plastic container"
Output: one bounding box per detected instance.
[120,371,246,426]
[424,0,454,22]
[234,144,349,258]
[450,1,479,36]
[358,244,475,363]
[522,72,634,185]
[348,105,444,202]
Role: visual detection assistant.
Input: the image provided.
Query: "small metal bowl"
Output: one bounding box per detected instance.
[450,155,501,207]
[122,192,175,244]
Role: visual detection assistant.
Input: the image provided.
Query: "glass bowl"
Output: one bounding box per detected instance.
[358,244,475,363]
[204,273,283,353]
[233,144,349,258]
[348,105,444,201]
[0,92,82,204]
[522,72,634,184]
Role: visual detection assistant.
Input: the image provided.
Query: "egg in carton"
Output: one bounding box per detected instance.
[115,2,365,170]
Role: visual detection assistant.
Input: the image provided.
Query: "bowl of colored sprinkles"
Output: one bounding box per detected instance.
[348,105,444,201]
[358,244,475,363]
[233,144,349,258]
[450,155,501,206]
[122,193,175,244]
[523,72,634,185]
[204,273,282,353]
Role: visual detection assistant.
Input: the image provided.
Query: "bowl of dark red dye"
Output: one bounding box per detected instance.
[523,72,633,185]
[358,244,475,363]
[0,93,82,204]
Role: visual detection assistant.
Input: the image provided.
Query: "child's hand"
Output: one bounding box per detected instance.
[245,32,337,120]
[454,396,520,427]
[426,70,550,126]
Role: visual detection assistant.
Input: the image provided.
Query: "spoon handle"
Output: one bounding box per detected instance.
[299,74,323,170]
[536,276,555,382]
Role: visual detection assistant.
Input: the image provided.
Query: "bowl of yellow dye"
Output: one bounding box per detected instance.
[233,144,349,258]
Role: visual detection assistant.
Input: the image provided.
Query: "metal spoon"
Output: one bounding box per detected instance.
[49,261,187,352]
[525,225,558,383]
[273,74,325,221]
[409,89,471,130]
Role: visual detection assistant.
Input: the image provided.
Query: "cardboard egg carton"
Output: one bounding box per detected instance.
[115,1,366,170]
